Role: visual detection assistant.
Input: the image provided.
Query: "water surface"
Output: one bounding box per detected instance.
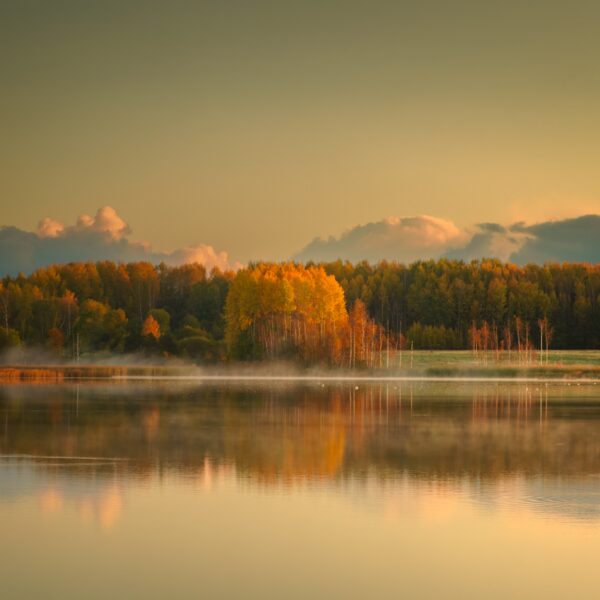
[1,380,600,599]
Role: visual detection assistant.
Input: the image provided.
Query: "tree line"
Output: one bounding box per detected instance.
[0,258,598,363]
[322,259,600,351]
[0,262,231,361]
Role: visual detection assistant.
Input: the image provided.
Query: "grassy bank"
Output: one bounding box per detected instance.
[0,350,599,382]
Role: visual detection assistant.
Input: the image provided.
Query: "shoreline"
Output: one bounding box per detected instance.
[1,362,600,384]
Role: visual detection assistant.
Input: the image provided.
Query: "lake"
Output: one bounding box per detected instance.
[1,379,600,599]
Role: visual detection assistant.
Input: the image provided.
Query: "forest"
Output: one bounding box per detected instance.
[0,258,598,364]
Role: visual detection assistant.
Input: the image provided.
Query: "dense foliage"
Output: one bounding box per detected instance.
[322,259,600,350]
[0,258,598,362]
[0,262,232,361]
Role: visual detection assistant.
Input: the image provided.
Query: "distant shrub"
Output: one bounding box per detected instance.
[406,323,463,350]
[0,328,20,351]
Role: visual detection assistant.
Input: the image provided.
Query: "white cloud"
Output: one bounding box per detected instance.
[0,206,238,276]
[75,206,130,239]
[37,217,64,238]
[167,244,243,272]
[294,215,468,264]
[38,206,130,240]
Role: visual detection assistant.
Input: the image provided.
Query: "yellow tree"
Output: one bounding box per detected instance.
[225,263,348,363]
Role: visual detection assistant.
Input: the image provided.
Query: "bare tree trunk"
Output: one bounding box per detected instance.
[386,321,390,370]
[539,319,544,365]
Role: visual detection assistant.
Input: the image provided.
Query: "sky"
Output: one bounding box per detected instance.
[1,0,599,271]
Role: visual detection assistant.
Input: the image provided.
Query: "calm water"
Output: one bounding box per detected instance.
[1,380,600,599]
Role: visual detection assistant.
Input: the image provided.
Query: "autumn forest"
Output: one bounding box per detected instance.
[0,259,599,364]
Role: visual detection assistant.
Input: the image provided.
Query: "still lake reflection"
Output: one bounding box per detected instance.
[1,380,600,599]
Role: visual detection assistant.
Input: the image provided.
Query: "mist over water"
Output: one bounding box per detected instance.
[1,380,600,599]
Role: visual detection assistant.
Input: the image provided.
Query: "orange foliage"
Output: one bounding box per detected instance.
[225,263,348,363]
[142,314,161,339]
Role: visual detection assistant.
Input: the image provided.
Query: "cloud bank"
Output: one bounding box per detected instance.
[510,216,600,264]
[294,214,600,265]
[0,206,237,276]
[295,216,468,264]
[2,207,599,276]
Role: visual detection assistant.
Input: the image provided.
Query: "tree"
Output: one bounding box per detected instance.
[225,263,348,363]
[149,308,170,335]
[1,258,598,358]
[48,327,65,354]
[142,314,161,340]
[0,328,20,351]
[0,282,10,333]
[77,299,109,351]
[128,262,160,321]
[104,309,128,351]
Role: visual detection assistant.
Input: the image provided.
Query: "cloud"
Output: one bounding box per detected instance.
[168,244,234,271]
[293,213,600,265]
[37,206,129,241]
[509,214,600,264]
[294,215,468,264]
[2,207,599,276]
[37,217,64,238]
[448,215,600,264]
[444,225,530,262]
[0,206,238,276]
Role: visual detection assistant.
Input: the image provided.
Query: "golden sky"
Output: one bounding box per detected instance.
[1,1,600,262]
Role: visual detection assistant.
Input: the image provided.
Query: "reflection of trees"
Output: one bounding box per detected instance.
[37,483,123,529]
[2,383,600,484]
[222,390,347,482]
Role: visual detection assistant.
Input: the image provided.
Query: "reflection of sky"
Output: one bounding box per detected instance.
[3,458,600,599]
[3,457,600,528]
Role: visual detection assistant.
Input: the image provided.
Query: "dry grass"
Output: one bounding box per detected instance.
[0,365,133,382]
[0,367,65,382]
